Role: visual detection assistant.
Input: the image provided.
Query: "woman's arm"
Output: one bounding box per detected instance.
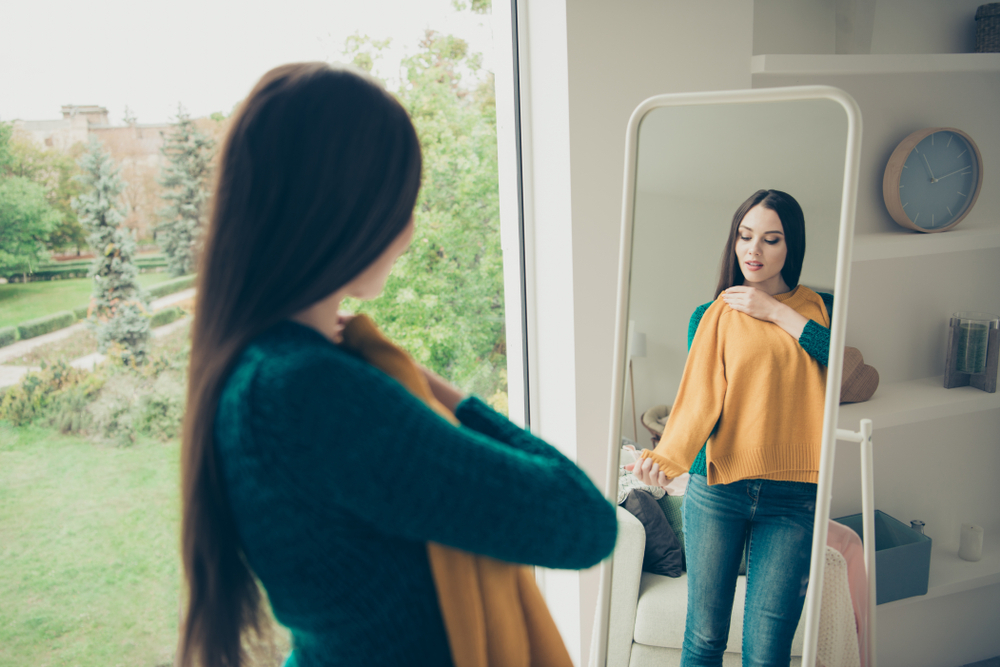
[722,287,832,366]
[251,350,616,570]
[722,285,808,339]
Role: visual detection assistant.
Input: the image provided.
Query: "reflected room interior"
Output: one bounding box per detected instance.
[600,94,860,667]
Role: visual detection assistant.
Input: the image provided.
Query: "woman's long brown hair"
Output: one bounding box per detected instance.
[178,62,421,667]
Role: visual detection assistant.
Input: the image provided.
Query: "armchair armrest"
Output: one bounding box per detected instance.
[606,505,646,667]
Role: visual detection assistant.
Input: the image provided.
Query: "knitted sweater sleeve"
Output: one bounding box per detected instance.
[241,347,617,571]
[798,291,834,366]
[641,302,728,477]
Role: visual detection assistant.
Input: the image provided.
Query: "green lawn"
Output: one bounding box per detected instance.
[0,274,173,329]
[0,424,181,667]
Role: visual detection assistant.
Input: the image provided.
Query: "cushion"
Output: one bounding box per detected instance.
[632,572,806,656]
[656,494,685,555]
[621,490,684,577]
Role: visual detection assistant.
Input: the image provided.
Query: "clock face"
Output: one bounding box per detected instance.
[897,130,981,231]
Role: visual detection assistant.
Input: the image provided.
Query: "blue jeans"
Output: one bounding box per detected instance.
[680,474,816,667]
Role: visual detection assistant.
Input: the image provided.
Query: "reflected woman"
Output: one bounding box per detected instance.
[630,189,833,666]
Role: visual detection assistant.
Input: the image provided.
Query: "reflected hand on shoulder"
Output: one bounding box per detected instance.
[723,286,809,340]
[722,285,781,321]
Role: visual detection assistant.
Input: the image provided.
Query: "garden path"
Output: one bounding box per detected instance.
[0,288,196,388]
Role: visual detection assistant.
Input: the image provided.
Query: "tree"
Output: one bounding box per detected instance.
[343,30,506,406]
[0,177,63,279]
[74,138,150,363]
[157,106,215,277]
[1,121,63,277]
[6,137,87,254]
[0,121,13,172]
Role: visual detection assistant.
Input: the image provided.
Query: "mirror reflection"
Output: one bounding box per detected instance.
[608,97,853,666]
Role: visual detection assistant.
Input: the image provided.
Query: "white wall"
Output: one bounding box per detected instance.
[517,1,753,662]
[519,0,999,664]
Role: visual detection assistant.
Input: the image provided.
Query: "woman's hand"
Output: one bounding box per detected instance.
[723,286,808,340]
[625,457,672,488]
[722,286,781,321]
[419,365,466,414]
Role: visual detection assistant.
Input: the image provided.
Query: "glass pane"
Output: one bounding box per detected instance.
[0,2,505,665]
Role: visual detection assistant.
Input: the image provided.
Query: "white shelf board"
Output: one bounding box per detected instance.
[880,534,1000,608]
[838,376,1000,431]
[751,53,1000,76]
[851,226,1000,262]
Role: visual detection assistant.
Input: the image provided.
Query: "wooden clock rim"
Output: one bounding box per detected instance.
[882,127,985,234]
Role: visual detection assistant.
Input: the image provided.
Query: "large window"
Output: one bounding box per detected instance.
[0,2,518,664]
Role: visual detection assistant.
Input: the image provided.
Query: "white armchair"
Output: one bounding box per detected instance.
[605,506,807,667]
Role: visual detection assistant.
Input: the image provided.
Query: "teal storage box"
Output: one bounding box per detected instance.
[834,510,932,604]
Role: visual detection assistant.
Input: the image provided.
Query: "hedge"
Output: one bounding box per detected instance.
[150,306,186,328]
[6,255,168,283]
[147,275,196,299]
[5,267,91,282]
[0,326,16,348]
[16,311,77,341]
[136,256,168,268]
[73,305,90,321]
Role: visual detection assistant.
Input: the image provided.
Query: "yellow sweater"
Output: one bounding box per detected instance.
[641,285,829,485]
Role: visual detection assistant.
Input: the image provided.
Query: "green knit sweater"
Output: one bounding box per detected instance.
[214,321,617,667]
[686,292,833,477]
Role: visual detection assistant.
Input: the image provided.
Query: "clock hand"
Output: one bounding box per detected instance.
[921,154,937,182]
[934,166,972,182]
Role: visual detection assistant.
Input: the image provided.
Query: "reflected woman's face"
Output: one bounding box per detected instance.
[735,204,788,294]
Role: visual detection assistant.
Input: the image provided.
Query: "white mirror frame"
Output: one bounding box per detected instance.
[592,85,862,667]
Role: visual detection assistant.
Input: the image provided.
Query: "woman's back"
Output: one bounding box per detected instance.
[215,321,617,666]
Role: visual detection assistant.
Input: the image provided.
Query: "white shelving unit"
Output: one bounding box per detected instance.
[852,226,1000,262]
[751,53,1000,76]
[881,533,1000,608]
[838,376,1000,430]
[751,5,1000,657]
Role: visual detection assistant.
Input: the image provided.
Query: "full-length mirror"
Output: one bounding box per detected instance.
[593,87,861,667]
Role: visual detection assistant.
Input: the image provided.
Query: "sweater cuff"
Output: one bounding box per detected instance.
[639,448,689,479]
[455,396,527,443]
[798,319,830,366]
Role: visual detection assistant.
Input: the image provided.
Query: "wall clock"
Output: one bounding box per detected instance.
[883,127,984,233]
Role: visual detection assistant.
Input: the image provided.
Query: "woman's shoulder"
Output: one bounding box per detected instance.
[223,321,371,405]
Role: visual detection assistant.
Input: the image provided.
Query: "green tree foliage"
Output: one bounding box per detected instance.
[6,138,87,253]
[157,107,215,277]
[0,121,13,171]
[74,138,150,363]
[0,122,63,277]
[452,0,492,13]
[344,31,506,406]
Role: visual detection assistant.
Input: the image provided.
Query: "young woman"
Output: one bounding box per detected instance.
[630,189,833,666]
[178,62,617,667]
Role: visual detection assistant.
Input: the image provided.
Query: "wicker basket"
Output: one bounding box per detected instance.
[976,3,1000,52]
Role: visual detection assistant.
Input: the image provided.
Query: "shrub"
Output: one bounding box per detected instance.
[150,306,185,328]
[135,373,185,440]
[0,326,17,347]
[88,373,138,446]
[16,311,76,340]
[0,360,94,427]
[147,274,196,299]
[72,305,90,321]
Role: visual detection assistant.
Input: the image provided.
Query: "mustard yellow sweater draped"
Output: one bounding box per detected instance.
[341,315,574,667]
[641,285,829,485]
